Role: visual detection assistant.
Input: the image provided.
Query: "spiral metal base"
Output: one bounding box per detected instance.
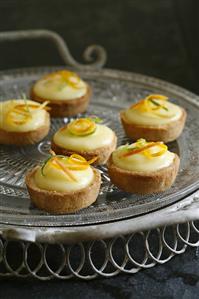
[0,221,198,280]
[0,31,198,280]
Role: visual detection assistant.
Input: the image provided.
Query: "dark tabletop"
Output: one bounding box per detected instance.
[0,0,199,298]
[0,248,199,299]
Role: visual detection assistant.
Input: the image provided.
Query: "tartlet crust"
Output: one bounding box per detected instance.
[30,85,92,117]
[120,108,187,142]
[107,154,180,194]
[25,167,101,214]
[0,112,50,145]
[51,133,117,165]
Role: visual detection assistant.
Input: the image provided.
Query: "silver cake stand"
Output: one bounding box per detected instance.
[0,30,198,280]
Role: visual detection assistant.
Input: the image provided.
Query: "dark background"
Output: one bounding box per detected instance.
[0,0,199,298]
[0,0,199,93]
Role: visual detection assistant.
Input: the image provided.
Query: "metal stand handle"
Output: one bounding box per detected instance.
[0,29,107,68]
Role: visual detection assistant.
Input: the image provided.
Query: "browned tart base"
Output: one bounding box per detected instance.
[25,167,101,214]
[30,85,92,117]
[107,154,180,194]
[51,133,117,165]
[120,109,187,142]
[0,112,50,145]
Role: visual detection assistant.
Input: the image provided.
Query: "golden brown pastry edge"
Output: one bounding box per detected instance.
[120,108,187,142]
[51,132,117,165]
[107,154,180,194]
[25,166,101,214]
[0,112,50,145]
[30,84,92,117]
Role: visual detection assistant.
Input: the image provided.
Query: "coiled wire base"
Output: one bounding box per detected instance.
[0,221,198,280]
[0,32,198,281]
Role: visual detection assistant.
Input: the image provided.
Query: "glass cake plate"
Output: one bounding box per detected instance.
[0,66,199,228]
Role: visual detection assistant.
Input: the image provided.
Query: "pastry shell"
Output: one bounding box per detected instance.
[51,133,117,165]
[26,167,101,214]
[107,154,180,194]
[30,85,91,117]
[120,108,186,142]
[0,112,50,145]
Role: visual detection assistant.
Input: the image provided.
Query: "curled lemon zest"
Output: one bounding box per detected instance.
[5,101,50,126]
[130,94,172,117]
[45,70,81,89]
[43,150,77,182]
[142,143,168,158]
[68,154,97,168]
[52,158,77,182]
[67,118,96,136]
[41,152,97,181]
[68,154,90,165]
[6,109,31,125]
[121,139,168,159]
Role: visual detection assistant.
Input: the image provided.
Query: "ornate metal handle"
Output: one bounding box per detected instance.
[0,29,107,68]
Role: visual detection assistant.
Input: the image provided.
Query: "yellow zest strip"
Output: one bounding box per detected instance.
[6,110,31,125]
[121,141,168,159]
[146,95,168,111]
[130,99,146,110]
[67,154,88,170]
[60,70,80,88]
[68,154,88,165]
[52,158,77,182]
[122,142,155,157]
[130,94,169,115]
[67,118,96,136]
[45,70,81,89]
[143,143,168,158]
[6,114,24,125]
[6,101,50,126]
[49,150,77,182]
[68,154,97,166]
[66,155,97,170]
[86,156,98,165]
[46,151,96,178]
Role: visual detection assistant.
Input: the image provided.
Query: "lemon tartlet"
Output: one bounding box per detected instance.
[107,139,180,194]
[26,151,101,214]
[120,94,186,142]
[51,117,117,165]
[30,70,91,117]
[0,99,50,145]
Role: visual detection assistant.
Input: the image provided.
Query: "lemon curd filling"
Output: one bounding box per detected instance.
[123,94,182,126]
[112,139,175,172]
[53,118,115,151]
[0,99,48,132]
[34,153,95,192]
[33,70,87,101]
